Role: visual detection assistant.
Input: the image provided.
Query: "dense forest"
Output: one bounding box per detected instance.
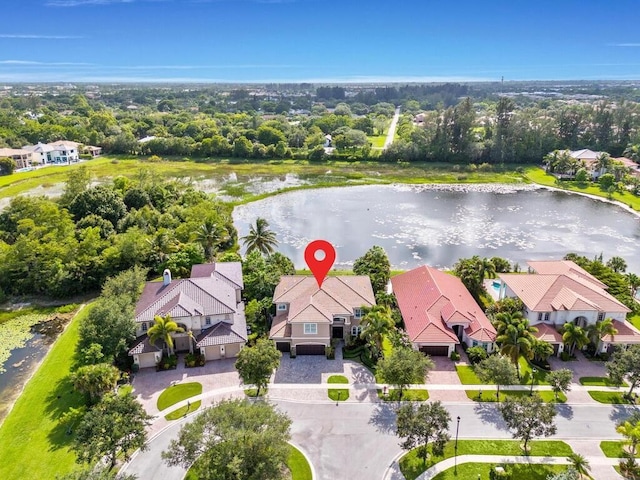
[0,82,639,166]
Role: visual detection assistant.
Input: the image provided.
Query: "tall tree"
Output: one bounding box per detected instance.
[474,354,518,401]
[377,347,434,400]
[353,245,391,295]
[148,314,184,356]
[395,401,450,466]
[71,363,121,404]
[561,322,589,357]
[498,394,557,453]
[234,338,281,397]
[72,393,152,469]
[162,399,292,480]
[607,345,640,396]
[241,217,278,255]
[607,256,628,274]
[494,311,537,376]
[359,305,395,359]
[195,219,229,262]
[567,453,591,479]
[547,369,573,401]
[586,318,618,351]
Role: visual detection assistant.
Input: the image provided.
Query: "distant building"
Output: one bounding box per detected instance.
[84,145,102,158]
[0,147,33,169]
[23,141,80,165]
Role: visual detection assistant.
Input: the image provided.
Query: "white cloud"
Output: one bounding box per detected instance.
[608,43,640,47]
[0,34,84,39]
[0,60,94,66]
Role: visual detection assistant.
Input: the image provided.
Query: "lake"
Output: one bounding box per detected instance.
[233,184,640,273]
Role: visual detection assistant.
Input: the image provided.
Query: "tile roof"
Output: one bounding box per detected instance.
[195,310,247,347]
[273,276,375,324]
[190,262,243,289]
[601,320,640,344]
[533,323,563,344]
[269,314,291,339]
[499,261,629,314]
[391,265,496,345]
[128,335,162,355]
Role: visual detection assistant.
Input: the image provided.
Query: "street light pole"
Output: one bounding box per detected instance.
[455,416,460,475]
[530,368,537,396]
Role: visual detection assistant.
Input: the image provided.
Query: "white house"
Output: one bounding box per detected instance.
[23,141,80,165]
[497,260,639,355]
[129,262,247,368]
[0,147,33,169]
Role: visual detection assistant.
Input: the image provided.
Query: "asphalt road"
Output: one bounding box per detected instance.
[122,401,636,480]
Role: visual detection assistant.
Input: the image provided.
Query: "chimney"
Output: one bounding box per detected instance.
[163,269,172,286]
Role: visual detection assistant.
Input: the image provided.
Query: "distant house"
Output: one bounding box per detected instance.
[496,260,639,355]
[129,262,246,368]
[391,265,496,357]
[137,136,157,144]
[84,145,102,158]
[269,276,375,355]
[0,147,33,169]
[23,141,80,165]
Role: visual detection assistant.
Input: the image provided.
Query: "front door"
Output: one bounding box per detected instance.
[332,326,344,340]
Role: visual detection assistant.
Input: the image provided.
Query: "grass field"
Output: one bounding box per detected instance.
[399,439,572,480]
[376,389,429,401]
[328,375,350,401]
[588,391,635,404]
[432,463,568,480]
[466,390,566,403]
[157,382,203,411]
[580,376,627,387]
[368,135,387,148]
[0,304,93,480]
[165,400,202,420]
[601,441,626,458]
[457,358,549,386]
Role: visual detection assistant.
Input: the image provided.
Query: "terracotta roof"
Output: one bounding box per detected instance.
[391,265,496,345]
[601,320,640,344]
[135,262,243,322]
[499,261,629,314]
[533,323,563,344]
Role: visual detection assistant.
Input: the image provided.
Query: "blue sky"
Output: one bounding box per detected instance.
[1,0,639,83]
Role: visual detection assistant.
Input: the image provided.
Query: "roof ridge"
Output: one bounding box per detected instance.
[187,277,235,312]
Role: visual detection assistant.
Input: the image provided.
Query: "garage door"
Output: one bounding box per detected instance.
[296,344,326,355]
[276,342,291,353]
[419,345,449,356]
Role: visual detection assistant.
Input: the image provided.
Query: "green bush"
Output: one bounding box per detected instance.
[450,351,460,361]
[467,346,488,365]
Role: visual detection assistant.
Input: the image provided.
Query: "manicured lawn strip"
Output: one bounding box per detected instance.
[165,401,202,420]
[629,314,640,330]
[600,441,626,458]
[157,382,203,411]
[399,440,572,480]
[432,463,568,480]
[376,389,429,401]
[456,365,483,384]
[524,166,640,212]
[518,357,550,385]
[328,375,349,384]
[588,391,634,404]
[328,389,349,401]
[465,390,566,403]
[0,303,93,480]
[288,444,313,480]
[580,376,627,387]
[244,388,267,397]
[368,135,387,148]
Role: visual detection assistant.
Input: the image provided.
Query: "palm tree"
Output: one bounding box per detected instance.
[624,144,640,164]
[628,273,640,298]
[567,453,591,479]
[587,318,618,352]
[494,311,538,377]
[360,305,395,359]
[531,338,554,363]
[561,322,589,357]
[595,152,612,174]
[148,314,184,356]
[241,217,278,255]
[607,256,628,273]
[617,419,640,458]
[195,219,229,262]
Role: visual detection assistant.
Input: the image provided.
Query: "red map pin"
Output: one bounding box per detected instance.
[304,240,336,289]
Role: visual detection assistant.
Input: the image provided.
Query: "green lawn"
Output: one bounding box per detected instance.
[524,166,640,212]
[399,439,572,480]
[328,388,349,401]
[456,365,483,384]
[580,376,627,387]
[368,135,387,148]
[629,314,640,330]
[0,303,94,480]
[466,390,566,403]
[165,400,202,420]
[244,388,267,397]
[601,441,626,458]
[588,391,635,404]
[376,389,429,401]
[432,463,569,480]
[457,358,549,386]
[157,382,203,411]
[328,375,349,384]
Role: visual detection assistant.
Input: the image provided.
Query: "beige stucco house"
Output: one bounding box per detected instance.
[129,262,247,368]
[269,275,375,355]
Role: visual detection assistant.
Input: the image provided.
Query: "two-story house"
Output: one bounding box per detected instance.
[269,275,375,355]
[497,260,639,355]
[129,262,246,368]
[23,141,80,165]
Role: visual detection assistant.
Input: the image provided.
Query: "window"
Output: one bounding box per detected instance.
[354,308,363,318]
[472,340,478,347]
[304,323,317,334]
[544,312,550,322]
[351,326,362,336]
[141,322,148,332]
[537,312,542,322]
[205,316,212,326]
[277,304,287,311]
[597,312,605,322]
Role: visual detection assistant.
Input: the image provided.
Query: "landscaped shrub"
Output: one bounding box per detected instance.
[185,353,205,368]
[450,351,460,361]
[560,351,571,362]
[157,354,178,371]
[325,345,335,360]
[290,346,296,358]
[467,346,488,365]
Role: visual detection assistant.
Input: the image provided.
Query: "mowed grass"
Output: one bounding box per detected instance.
[368,135,387,148]
[580,376,627,387]
[457,358,549,386]
[456,365,483,384]
[399,439,572,480]
[328,389,349,401]
[157,382,203,411]
[588,391,635,404]
[327,375,349,384]
[0,303,93,480]
[601,441,626,458]
[432,463,568,480]
[376,389,429,401]
[165,400,202,420]
[466,390,566,403]
[288,444,313,480]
